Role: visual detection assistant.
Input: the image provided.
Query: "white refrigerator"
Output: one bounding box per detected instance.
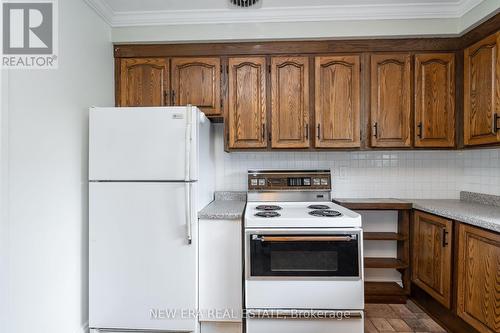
[88,106,214,333]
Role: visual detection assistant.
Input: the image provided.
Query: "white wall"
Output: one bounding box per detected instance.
[1,1,114,333]
[212,124,500,198]
[111,0,500,43]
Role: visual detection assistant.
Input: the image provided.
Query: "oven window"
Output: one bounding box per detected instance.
[250,234,359,277]
[271,251,338,272]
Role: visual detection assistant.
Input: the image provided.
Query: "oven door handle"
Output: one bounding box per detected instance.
[254,235,356,242]
[246,309,363,320]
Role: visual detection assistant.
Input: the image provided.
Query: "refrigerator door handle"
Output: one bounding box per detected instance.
[185,182,192,245]
[185,104,193,181]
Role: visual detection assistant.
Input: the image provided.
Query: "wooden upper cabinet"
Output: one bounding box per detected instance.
[457,223,500,333]
[171,57,221,116]
[370,54,412,147]
[119,58,169,107]
[464,32,500,146]
[227,57,267,149]
[412,211,453,309]
[271,57,310,148]
[315,56,361,148]
[415,53,455,147]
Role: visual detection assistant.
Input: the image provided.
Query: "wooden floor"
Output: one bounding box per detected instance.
[365,301,447,333]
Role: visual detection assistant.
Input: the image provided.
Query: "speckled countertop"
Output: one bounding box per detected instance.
[411,198,500,233]
[198,191,246,220]
[335,192,500,233]
[199,191,500,231]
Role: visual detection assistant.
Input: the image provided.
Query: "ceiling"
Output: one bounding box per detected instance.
[85,0,486,27]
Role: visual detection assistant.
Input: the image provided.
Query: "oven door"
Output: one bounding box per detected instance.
[246,228,362,280]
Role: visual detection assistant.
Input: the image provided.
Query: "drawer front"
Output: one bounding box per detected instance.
[246,310,364,333]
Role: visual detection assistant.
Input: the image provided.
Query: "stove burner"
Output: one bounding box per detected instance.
[309,210,342,217]
[256,205,282,211]
[308,204,331,210]
[255,211,281,218]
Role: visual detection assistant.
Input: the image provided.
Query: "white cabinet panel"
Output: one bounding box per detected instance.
[199,219,242,322]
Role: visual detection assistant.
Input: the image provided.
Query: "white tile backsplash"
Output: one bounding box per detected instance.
[212,124,500,198]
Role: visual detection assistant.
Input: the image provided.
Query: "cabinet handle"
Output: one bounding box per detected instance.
[494,114,500,133]
[262,124,266,141]
[442,228,449,247]
[305,124,309,140]
[417,122,423,138]
[317,124,321,140]
[171,90,176,105]
[163,90,169,106]
[373,122,378,138]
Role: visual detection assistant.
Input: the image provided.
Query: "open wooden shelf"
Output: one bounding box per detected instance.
[364,258,409,269]
[365,281,407,303]
[364,232,407,241]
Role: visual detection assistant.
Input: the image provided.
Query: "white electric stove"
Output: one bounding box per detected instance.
[244,170,364,333]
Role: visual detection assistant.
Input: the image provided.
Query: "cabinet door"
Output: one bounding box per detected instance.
[457,223,500,333]
[227,57,267,149]
[271,57,310,148]
[370,54,412,147]
[199,219,242,322]
[119,58,169,107]
[415,53,455,147]
[171,57,221,116]
[412,211,452,308]
[464,32,500,146]
[314,56,361,148]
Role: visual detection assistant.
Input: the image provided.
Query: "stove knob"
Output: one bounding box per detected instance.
[250,179,258,186]
[320,178,328,185]
[313,178,321,186]
[258,178,266,186]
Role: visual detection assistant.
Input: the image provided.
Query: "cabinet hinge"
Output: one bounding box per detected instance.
[268,64,271,73]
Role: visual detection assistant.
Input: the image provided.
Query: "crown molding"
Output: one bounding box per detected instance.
[85,0,484,27]
[84,0,114,26]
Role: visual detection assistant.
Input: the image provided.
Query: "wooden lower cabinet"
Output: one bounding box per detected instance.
[457,223,500,333]
[412,211,453,308]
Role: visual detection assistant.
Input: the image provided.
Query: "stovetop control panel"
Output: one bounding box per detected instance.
[248,170,331,191]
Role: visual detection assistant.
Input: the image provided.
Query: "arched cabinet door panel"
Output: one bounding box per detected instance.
[415,53,455,148]
[370,54,412,148]
[315,55,361,148]
[171,57,221,116]
[271,56,310,149]
[119,58,170,107]
[464,32,500,146]
[227,57,267,149]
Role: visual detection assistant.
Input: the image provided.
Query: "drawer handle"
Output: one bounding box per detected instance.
[373,122,378,138]
[494,114,499,133]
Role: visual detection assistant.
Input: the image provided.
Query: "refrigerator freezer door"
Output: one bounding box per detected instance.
[89,182,197,331]
[89,107,199,181]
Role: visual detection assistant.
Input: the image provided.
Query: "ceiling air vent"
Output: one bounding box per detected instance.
[229,0,261,8]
